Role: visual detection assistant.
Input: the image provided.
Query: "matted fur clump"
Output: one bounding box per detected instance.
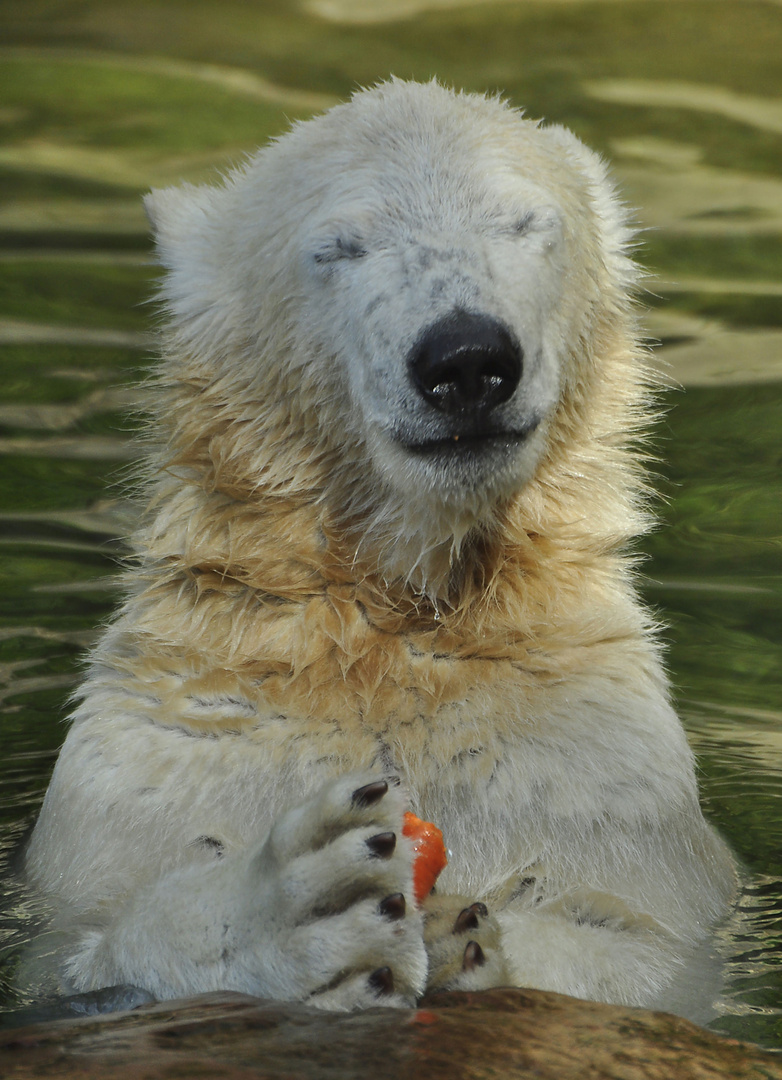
[26,79,735,1015]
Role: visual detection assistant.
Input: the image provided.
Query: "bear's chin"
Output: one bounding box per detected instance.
[336,428,544,599]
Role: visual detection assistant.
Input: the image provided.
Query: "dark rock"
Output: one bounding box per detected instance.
[1,987,780,1079]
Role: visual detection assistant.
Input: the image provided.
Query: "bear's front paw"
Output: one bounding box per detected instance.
[422,893,509,992]
[248,774,427,1010]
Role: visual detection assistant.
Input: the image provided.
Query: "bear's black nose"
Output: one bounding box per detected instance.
[408,311,522,415]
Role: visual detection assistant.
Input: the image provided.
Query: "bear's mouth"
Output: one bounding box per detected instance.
[397,417,541,455]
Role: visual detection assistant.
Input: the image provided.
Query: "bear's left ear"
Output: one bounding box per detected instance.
[543,124,636,286]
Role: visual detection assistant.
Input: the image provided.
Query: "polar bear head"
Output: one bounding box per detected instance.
[145,80,643,595]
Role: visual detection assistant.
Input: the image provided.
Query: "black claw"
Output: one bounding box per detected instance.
[379,893,406,921]
[453,906,480,935]
[368,966,395,997]
[352,780,389,809]
[453,903,488,934]
[366,831,396,859]
[462,941,486,972]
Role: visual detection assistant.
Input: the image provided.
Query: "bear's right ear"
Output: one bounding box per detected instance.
[143,183,220,267]
[143,183,231,333]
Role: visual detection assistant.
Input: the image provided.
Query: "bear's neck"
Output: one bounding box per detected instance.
[134,450,642,649]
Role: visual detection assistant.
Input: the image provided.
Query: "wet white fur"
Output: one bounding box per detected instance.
[26,80,736,1015]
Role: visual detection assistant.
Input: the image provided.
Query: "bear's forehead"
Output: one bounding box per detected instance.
[266,84,558,183]
[264,121,569,225]
[302,111,551,182]
[233,84,595,248]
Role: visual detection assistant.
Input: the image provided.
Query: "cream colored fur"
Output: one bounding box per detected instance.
[26,79,735,1014]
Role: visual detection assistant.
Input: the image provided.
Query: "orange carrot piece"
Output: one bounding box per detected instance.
[402,811,448,904]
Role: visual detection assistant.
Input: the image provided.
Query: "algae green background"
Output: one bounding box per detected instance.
[0,0,780,1046]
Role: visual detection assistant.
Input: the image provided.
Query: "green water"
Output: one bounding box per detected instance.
[0,0,780,1048]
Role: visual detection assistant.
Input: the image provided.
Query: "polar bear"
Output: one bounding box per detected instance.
[26,79,735,1014]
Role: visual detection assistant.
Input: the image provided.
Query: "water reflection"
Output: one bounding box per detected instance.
[0,0,780,1046]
